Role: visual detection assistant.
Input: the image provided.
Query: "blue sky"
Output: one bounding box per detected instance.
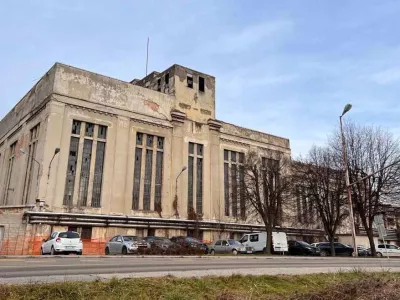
[1,0,400,156]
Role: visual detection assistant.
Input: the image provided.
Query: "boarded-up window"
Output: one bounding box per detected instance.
[188,156,194,211]
[64,120,107,207]
[132,147,142,210]
[188,142,203,214]
[3,142,17,205]
[196,157,203,214]
[224,150,245,219]
[78,139,93,206]
[23,123,40,204]
[224,163,230,216]
[143,149,153,211]
[91,141,105,207]
[63,137,79,205]
[154,137,164,209]
[132,133,164,211]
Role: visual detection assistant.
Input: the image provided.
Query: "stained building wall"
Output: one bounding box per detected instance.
[0,62,294,254]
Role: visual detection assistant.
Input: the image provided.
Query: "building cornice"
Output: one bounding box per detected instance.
[66,103,118,118]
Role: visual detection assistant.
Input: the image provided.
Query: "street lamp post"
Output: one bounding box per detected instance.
[174,166,187,217]
[339,104,358,257]
[45,147,61,199]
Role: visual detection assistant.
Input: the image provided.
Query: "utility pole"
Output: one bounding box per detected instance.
[339,104,358,257]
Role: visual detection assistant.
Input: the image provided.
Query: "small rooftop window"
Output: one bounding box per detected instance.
[199,76,205,92]
[165,73,169,85]
[187,74,193,88]
[157,78,161,92]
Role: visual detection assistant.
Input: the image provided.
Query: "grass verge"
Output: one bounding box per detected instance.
[1,272,400,300]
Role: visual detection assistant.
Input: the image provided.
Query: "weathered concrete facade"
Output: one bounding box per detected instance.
[0,63,317,255]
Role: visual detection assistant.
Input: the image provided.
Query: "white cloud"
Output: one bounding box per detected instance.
[206,20,293,54]
[369,67,400,85]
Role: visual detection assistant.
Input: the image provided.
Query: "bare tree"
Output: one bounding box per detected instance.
[242,151,292,254]
[293,146,348,256]
[331,121,400,256]
[188,206,203,240]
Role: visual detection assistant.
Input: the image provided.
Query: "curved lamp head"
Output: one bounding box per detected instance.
[181,166,187,172]
[341,104,352,117]
[54,147,60,155]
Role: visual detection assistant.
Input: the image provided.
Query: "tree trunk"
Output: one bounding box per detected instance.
[265,225,273,255]
[366,228,376,256]
[329,238,336,256]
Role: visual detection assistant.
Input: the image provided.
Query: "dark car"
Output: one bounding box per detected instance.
[170,236,209,254]
[318,242,354,256]
[357,245,369,256]
[288,240,320,256]
[144,236,177,249]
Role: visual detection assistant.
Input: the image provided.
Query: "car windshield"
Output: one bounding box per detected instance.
[239,236,248,243]
[123,236,138,242]
[228,240,241,246]
[297,241,311,246]
[59,232,79,239]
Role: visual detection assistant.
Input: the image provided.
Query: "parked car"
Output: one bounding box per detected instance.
[318,242,354,256]
[209,239,249,255]
[357,245,369,256]
[105,235,149,255]
[288,240,320,256]
[41,231,83,255]
[170,236,209,254]
[144,236,177,249]
[375,244,400,257]
[239,232,288,253]
[310,243,320,248]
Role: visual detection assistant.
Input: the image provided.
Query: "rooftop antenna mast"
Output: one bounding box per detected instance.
[145,37,149,76]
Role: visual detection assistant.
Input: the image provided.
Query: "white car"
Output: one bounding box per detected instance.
[41,231,83,255]
[375,244,400,257]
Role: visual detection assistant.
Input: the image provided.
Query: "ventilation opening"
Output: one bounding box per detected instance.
[199,76,205,92]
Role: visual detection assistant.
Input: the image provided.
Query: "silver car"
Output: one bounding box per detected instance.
[209,239,247,255]
[105,235,149,255]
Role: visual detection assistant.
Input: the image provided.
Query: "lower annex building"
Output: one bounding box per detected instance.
[0,63,324,254]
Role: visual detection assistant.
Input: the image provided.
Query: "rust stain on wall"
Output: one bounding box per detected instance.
[144,100,160,112]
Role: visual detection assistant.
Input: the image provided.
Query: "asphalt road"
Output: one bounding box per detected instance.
[0,255,399,284]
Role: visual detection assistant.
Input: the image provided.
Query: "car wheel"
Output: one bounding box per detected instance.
[262,247,267,254]
[232,249,238,255]
[210,249,215,255]
[77,251,82,256]
[50,247,55,255]
[320,250,328,257]
[122,247,127,255]
[40,248,45,255]
[377,252,383,257]
[105,247,110,255]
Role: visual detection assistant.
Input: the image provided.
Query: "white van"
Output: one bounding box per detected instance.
[239,231,288,253]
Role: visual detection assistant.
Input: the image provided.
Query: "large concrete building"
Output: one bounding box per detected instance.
[0,63,324,255]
